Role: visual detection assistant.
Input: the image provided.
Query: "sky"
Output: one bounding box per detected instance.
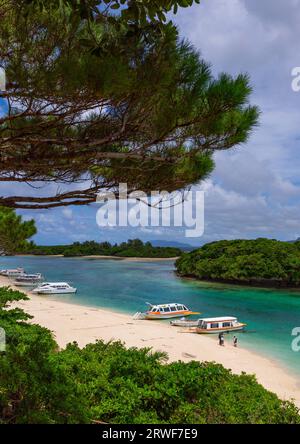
[2,0,300,246]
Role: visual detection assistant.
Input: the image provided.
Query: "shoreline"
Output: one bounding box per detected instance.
[178,275,300,293]
[2,275,300,408]
[175,271,300,291]
[17,254,179,262]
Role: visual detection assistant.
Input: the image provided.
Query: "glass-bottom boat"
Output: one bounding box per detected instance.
[192,317,246,334]
[1,268,25,277]
[133,302,200,320]
[14,273,43,287]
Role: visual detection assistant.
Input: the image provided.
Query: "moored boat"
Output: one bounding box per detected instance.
[170,318,201,327]
[191,317,246,334]
[0,267,25,277]
[133,302,200,320]
[14,273,43,287]
[32,282,77,294]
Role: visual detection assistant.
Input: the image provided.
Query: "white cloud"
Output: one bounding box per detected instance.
[62,208,73,220]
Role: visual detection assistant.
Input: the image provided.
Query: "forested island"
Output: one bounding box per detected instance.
[27,239,182,258]
[176,238,300,288]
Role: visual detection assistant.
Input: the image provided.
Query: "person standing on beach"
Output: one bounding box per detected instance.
[219,332,224,346]
[233,336,238,347]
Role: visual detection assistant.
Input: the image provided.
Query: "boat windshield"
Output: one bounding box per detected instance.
[198,320,207,329]
[149,304,188,313]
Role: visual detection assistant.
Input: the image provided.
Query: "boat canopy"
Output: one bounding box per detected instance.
[148,303,188,312]
[200,317,237,323]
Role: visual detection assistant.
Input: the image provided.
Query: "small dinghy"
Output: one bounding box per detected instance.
[170,318,201,327]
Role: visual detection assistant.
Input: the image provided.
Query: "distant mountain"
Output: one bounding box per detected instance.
[150,240,195,251]
[287,238,300,243]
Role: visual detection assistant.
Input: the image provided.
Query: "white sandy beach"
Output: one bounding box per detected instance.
[2,275,300,408]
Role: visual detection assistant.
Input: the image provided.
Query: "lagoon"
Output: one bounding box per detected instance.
[1,255,300,375]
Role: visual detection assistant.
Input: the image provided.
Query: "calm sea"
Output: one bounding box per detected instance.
[1,256,300,375]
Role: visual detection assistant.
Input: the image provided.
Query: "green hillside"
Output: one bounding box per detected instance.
[176,238,300,288]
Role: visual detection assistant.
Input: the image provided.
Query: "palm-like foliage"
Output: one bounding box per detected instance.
[0,207,36,254]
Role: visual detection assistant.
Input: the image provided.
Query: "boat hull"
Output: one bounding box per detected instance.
[33,289,77,294]
[144,311,198,320]
[15,282,41,287]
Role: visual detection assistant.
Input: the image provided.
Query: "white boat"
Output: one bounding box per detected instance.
[0,267,25,277]
[32,282,77,294]
[170,318,201,327]
[133,302,200,320]
[14,273,43,287]
[192,317,246,334]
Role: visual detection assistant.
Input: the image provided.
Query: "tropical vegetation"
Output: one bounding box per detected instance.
[1,286,299,424]
[27,239,182,258]
[176,238,300,287]
[0,207,36,255]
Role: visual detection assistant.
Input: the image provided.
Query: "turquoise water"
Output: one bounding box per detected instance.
[1,256,300,375]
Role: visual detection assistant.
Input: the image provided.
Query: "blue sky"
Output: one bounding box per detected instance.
[0,100,6,115]
[3,0,300,246]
